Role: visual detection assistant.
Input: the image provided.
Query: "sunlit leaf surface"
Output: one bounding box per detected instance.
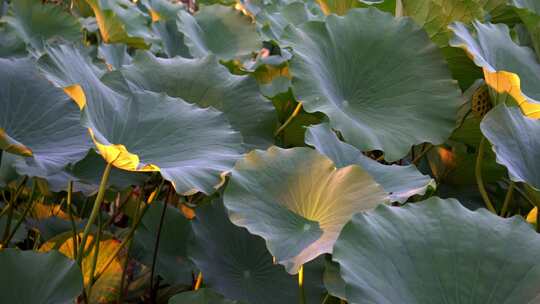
[224,146,388,273]
[305,123,435,202]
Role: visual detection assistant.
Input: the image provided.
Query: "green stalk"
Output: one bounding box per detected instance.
[94,204,151,282]
[149,191,170,301]
[93,180,163,282]
[412,143,433,165]
[475,137,497,214]
[1,201,14,246]
[0,194,10,219]
[106,187,135,227]
[500,182,515,217]
[118,196,141,303]
[87,213,103,298]
[32,229,41,250]
[80,197,91,218]
[67,181,79,258]
[1,176,28,242]
[77,162,112,265]
[321,294,330,304]
[1,179,36,248]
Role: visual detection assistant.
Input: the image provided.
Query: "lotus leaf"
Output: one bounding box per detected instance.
[282,8,462,161]
[333,197,540,303]
[224,146,388,273]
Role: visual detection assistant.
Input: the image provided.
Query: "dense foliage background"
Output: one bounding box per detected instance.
[1,0,540,303]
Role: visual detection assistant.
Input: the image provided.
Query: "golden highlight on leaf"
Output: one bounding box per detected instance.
[0,128,33,157]
[483,69,540,118]
[85,0,112,43]
[527,207,537,226]
[255,65,290,85]
[88,128,160,172]
[63,84,87,109]
[234,2,253,19]
[30,202,77,221]
[149,9,161,22]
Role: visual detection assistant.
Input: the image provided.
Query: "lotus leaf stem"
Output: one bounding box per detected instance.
[149,187,171,302]
[475,137,497,214]
[0,179,36,249]
[274,102,302,136]
[93,180,164,282]
[500,182,515,217]
[67,181,79,258]
[87,212,103,298]
[76,162,112,265]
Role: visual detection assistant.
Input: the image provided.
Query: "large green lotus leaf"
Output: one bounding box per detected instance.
[449,21,540,118]
[133,201,195,285]
[305,123,434,203]
[333,197,540,303]
[98,43,131,70]
[254,1,323,41]
[0,57,91,178]
[322,259,346,300]
[3,0,82,50]
[142,0,184,21]
[512,0,540,59]
[38,44,243,195]
[169,289,246,304]
[151,19,192,58]
[140,0,187,57]
[0,249,83,304]
[481,104,540,190]
[388,0,499,89]
[177,4,262,60]
[189,198,325,304]
[282,8,461,161]
[121,51,276,149]
[224,146,388,274]
[85,0,154,48]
